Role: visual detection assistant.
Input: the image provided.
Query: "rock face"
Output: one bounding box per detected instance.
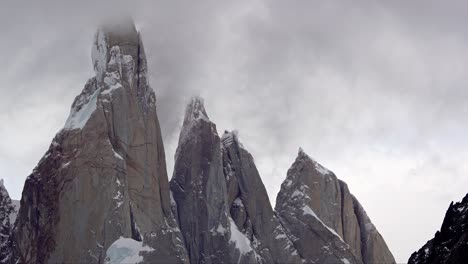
[11,20,187,264]
[0,179,15,262]
[170,98,257,264]
[275,149,395,264]
[4,18,396,264]
[221,131,302,264]
[409,193,468,264]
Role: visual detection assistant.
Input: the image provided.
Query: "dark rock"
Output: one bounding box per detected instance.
[170,99,257,264]
[409,193,468,264]
[0,179,15,263]
[275,148,395,264]
[221,130,302,263]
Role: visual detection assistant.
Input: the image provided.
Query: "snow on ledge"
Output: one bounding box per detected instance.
[302,205,344,242]
[341,258,351,264]
[105,237,153,264]
[228,217,254,256]
[64,88,100,130]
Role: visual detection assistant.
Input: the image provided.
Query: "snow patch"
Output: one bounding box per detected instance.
[314,162,331,176]
[302,205,344,242]
[291,190,304,199]
[275,234,287,239]
[424,247,429,256]
[102,71,123,95]
[113,150,124,160]
[114,191,123,208]
[229,217,254,255]
[64,88,100,130]
[105,237,153,264]
[60,161,71,169]
[233,197,243,207]
[217,223,227,234]
[341,258,351,264]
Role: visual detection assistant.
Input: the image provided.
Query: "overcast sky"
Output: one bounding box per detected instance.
[2,1,468,262]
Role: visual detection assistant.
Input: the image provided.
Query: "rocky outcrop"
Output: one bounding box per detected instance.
[170,98,257,264]
[408,193,468,264]
[221,131,302,263]
[11,19,188,264]
[0,179,15,263]
[275,148,395,264]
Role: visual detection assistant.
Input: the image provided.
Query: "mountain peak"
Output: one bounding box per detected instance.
[297,147,307,157]
[13,21,188,263]
[184,96,210,122]
[293,147,331,176]
[91,18,139,84]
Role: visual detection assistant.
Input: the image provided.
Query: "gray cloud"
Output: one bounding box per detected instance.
[1,1,468,262]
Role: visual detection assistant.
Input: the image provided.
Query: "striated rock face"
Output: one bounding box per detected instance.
[409,193,468,264]
[12,20,188,264]
[170,98,257,264]
[221,131,302,264]
[0,179,15,263]
[275,148,395,264]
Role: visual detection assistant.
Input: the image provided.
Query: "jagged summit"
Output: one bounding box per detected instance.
[171,96,258,264]
[64,18,154,132]
[292,147,332,177]
[92,18,139,83]
[177,97,214,148]
[184,96,210,122]
[409,193,468,264]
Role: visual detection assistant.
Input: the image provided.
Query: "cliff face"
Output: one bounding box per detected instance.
[11,20,187,264]
[170,98,257,264]
[409,193,468,264]
[221,131,302,264]
[275,149,395,264]
[0,179,15,263]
